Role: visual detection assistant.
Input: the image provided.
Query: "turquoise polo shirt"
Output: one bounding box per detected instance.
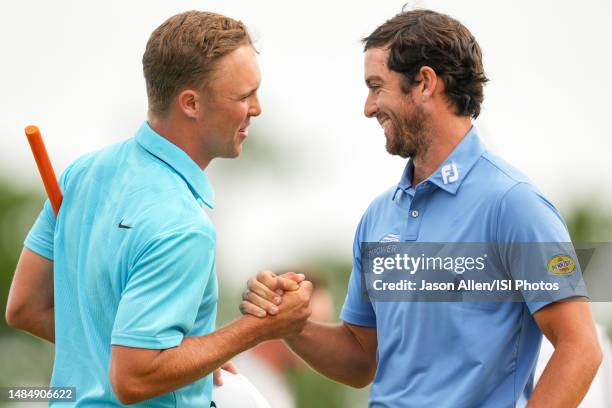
[340,127,586,407]
[25,122,218,407]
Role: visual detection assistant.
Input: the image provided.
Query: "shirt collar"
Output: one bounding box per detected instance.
[397,126,486,196]
[135,121,215,208]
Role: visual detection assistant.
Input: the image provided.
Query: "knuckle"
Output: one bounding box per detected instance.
[257,270,273,281]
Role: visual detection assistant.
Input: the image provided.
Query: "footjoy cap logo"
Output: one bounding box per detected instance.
[547,255,576,275]
[441,163,459,184]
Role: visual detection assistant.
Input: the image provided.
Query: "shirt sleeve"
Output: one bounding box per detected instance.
[24,198,56,260]
[23,158,79,260]
[111,228,215,349]
[496,182,588,314]
[340,217,377,327]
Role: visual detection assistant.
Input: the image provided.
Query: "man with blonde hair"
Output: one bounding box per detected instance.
[7,11,311,406]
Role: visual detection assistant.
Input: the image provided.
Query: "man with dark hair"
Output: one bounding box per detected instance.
[6,10,311,407]
[241,9,602,407]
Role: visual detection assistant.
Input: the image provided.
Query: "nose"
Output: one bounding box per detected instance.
[364,91,377,118]
[249,93,262,117]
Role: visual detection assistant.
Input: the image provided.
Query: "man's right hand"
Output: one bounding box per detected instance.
[239,270,306,317]
[240,270,312,340]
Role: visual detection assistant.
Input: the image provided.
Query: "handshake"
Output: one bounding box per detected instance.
[239,271,313,341]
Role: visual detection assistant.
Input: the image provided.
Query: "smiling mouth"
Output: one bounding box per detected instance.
[377,115,393,132]
[380,118,391,130]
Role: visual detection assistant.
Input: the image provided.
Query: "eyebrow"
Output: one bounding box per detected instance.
[365,76,384,86]
[237,86,259,99]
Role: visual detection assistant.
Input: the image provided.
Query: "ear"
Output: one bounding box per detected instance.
[177,89,200,119]
[418,66,438,100]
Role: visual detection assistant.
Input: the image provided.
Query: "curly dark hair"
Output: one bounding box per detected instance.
[363,8,488,119]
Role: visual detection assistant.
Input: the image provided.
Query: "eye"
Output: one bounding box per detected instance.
[368,85,381,94]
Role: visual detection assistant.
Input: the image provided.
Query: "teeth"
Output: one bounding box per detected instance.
[381,119,391,129]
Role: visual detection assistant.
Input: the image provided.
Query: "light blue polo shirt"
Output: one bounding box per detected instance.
[25,122,218,407]
[340,127,586,407]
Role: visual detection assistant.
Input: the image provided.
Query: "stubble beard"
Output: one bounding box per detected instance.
[386,103,431,160]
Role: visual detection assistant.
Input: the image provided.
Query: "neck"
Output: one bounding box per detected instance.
[411,114,472,186]
[148,112,212,170]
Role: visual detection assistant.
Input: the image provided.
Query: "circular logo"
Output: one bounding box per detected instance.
[547,255,576,275]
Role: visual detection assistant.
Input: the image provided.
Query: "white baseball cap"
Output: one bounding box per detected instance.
[210,370,272,408]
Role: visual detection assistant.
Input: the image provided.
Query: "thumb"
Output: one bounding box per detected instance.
[277,277,300,291]
[280,272,306,283]
[299,280,313,297]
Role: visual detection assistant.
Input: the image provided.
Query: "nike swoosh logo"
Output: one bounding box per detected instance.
[118,220,132,229]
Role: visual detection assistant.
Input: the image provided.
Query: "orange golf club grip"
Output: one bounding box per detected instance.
[25,125,63,216]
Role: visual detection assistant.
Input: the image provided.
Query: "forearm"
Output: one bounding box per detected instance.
[114,280,313,404]
[284,320,375,387]
[112,316,265,403]
[527,340,602,408]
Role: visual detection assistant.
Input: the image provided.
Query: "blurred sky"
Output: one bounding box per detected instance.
[1,0,611,284]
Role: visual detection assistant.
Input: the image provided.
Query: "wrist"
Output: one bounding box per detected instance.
[235,314,273,345]
[285,318,312,343]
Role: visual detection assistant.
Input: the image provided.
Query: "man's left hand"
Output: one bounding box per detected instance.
[213,361,238,386]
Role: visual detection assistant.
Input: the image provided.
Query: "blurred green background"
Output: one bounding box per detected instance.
[1,145,611,407]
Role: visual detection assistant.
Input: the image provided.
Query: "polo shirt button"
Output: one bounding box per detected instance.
[411,209,419,218]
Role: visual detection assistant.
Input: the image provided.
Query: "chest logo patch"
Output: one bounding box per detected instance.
[547,255,576,275]
[441,162,459,184]
[379,233,400,243]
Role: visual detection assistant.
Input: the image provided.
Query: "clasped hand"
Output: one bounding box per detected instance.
[239,270,313,339]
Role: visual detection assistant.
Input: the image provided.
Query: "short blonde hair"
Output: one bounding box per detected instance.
[143,11,253,116]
